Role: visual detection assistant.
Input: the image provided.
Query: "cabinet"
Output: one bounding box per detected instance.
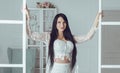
[27,8,57,73]
[99,0,120,73]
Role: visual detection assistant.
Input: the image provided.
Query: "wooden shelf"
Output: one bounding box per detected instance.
[102,10,120,24]
[0,20,23,24]
[28,8,57,11]
[0,64,23,67]
[102,65,120,68]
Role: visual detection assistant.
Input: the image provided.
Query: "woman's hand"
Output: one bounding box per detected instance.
[25,5,30,20]
[24,5,30,20]
[93,12,101,28]
[21,5,30,20]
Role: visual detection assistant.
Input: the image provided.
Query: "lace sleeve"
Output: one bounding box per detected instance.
[26,19,50,43]
[74,12,100,43]
[30,32,50,42]
[46,57,51,73]
[72,64,79,73]
[74,26,97,44]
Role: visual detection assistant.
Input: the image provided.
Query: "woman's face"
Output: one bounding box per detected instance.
[56,17,66,32]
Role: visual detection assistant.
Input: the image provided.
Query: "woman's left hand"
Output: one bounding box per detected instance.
[94,12,101,28]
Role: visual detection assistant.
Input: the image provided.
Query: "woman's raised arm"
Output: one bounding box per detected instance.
[25,6,50,43]
[74,12,101,44]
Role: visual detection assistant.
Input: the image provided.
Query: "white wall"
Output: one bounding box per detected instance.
[0,0,22,20]
[102,0,120,10]
[27,0,98,73]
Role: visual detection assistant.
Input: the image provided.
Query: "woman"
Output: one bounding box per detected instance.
[25,7,100,73]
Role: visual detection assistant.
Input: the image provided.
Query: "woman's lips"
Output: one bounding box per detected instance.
[60,27,64,29]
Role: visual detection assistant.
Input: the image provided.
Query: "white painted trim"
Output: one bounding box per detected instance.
[0,20,23,24]
[101,22,120,25]
[0,64,23,67]
[98,0,102,73]
[28,8,56,11]
[101,65,120,68]
[98,18,102,73]
[22,0,26,73]
[28,45,46,47]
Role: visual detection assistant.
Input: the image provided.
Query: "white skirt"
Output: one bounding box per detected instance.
[51,63,71,73]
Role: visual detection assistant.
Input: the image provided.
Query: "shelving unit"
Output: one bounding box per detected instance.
[99,0,120,73]
[0,16,24,73]
[27,8,57,73]
[0,0,26,73]
[101,10,120,25]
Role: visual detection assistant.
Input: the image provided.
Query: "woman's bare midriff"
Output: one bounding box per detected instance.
[54,56,70,63]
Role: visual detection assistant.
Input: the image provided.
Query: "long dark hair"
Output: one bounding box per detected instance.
[48,13,77,69]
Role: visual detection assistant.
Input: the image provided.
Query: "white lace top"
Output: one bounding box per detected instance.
[54,39,73,61]
[27,20,97,73]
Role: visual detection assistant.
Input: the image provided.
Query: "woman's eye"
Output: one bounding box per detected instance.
[58,21,61,23]
[63,22,65,24]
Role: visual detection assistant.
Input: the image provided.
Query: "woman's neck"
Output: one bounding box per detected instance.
[58,31,64,40]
